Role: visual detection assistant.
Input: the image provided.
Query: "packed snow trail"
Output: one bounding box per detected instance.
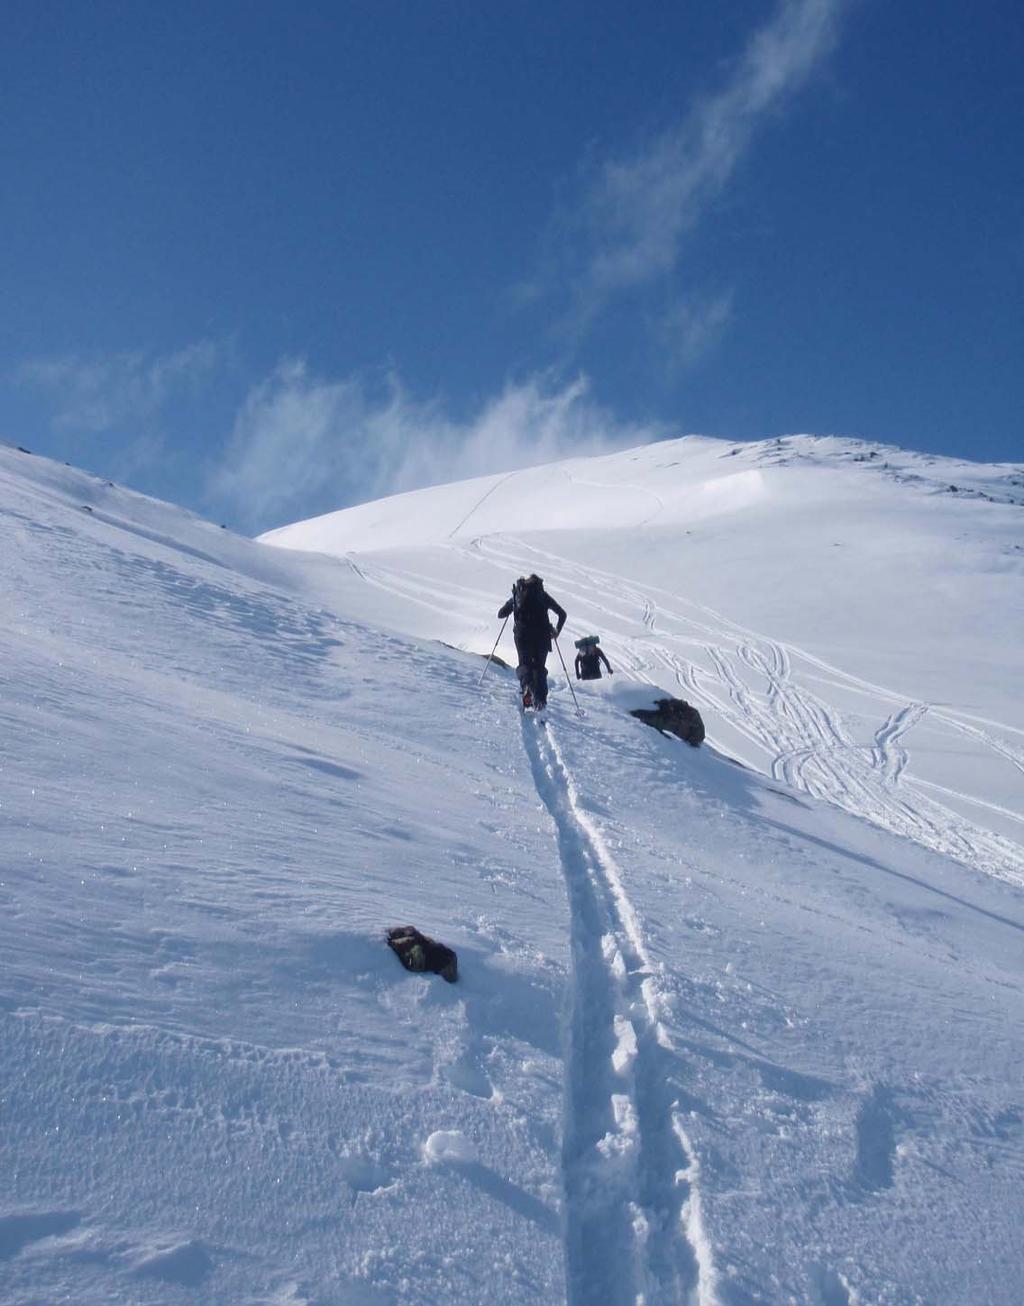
[521,712,717,1306]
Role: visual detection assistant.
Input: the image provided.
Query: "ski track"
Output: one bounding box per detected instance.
[448,470,521,540]
[934,713,1024,778]
[563,468,667,530]
[521,713,717,1306]
[460,536,1024,885]
[873,702,930,785]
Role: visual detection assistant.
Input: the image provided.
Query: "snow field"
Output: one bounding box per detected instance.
[3,435,1023,1303]
[2,447,571,1302]
[267,435,1024,887]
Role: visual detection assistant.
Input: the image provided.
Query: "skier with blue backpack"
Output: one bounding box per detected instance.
[497,574,567,709]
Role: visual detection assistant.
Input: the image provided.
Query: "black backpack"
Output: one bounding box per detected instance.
[513,575,546,623]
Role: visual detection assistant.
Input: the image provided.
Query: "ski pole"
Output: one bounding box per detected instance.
[553,633,584,717]
[479,615,509,687]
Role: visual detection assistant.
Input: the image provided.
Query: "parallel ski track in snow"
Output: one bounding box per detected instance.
[340,537,1024,882]
[465,536,1024,886]
[521,713,717,1306]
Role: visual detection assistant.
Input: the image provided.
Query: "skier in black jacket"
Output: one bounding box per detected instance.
[497,574,567,709]
[574,637,613,681]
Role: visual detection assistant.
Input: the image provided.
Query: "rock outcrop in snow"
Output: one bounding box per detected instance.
[629,697,706,746]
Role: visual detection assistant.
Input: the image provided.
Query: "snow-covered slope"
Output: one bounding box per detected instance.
[264,434,1024,885]
[3,437,1023,1305]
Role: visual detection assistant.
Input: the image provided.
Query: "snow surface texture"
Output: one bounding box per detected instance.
[2,435,1022,1304]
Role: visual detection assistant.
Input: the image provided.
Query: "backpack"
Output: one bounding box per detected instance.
[513,575,546,623]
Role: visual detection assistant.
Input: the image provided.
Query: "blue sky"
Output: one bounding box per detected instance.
[2,0,1021,532]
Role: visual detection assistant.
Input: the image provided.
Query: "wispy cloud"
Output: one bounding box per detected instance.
[657,291,736,374]
[17,340,226,433]
[550,0,845,342]
[207,359,665,534]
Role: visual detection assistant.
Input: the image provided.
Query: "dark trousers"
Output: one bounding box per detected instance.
[514,631,550,705]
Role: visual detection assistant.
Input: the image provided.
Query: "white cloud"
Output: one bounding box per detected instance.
[207,359,665,533]
[658,291,735,372]
[557,0,845,332]
[17,340,225,432]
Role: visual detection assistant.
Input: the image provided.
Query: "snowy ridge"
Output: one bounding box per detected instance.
[738,434,1024,507]
[260,433,1024,552]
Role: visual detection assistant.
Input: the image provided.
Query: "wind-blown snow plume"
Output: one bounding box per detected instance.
[207,361,664,533]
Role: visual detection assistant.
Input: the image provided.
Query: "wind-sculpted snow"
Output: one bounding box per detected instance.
[1,445,569,1303]
[4,438,1024,1303]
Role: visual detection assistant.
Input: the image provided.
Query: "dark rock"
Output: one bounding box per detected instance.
[630,697,705,747]
[387,926,458,982]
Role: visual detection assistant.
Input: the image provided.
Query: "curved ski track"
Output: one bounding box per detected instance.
[521,714,717,1306]
[465,536,1024,885]
[344,536,1023,882]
